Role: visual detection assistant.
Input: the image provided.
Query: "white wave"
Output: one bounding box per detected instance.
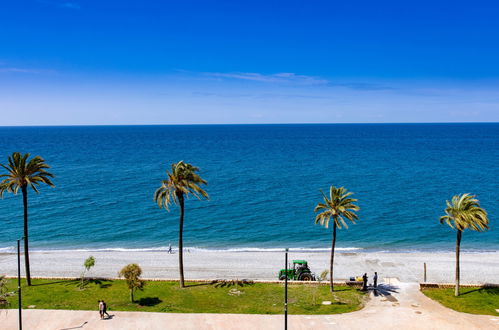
[0,246,16,253]
[194,247,362,253]
[22,246,363,253]
[5,245,497,254]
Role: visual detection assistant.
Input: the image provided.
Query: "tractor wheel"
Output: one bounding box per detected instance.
[299,273,312,281]
[279,275,287,280]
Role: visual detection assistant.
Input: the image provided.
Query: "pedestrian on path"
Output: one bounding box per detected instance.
[98,300,104,319]
[362,273,368,291]
[373,272,378,288]
[102,300,110,319]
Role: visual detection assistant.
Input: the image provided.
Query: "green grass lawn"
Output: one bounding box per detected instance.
[422,287,499,316]
[2,279,366,314]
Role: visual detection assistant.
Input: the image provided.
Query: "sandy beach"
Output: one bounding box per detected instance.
[1,249,498,283]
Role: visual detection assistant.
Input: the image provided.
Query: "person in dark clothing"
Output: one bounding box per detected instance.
[102,300,110,319]
[362,273,368,291]
[373,272,378,288]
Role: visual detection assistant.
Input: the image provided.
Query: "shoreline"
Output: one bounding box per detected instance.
[1,250,498,284]
[1,245,497,254]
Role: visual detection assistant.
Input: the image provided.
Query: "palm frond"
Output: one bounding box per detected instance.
[439,193,489,232]
[0,152,55,197]
[314,185,360,230]
[154,161,209,211]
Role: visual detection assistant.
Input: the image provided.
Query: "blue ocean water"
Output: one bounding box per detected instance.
[0,124,497,253]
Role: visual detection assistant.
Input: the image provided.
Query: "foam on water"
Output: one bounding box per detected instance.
[19,246,362,253]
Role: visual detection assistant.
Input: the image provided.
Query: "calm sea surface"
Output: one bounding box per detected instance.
[0,124,497,252]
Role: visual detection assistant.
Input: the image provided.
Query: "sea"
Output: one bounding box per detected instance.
[0,123,497,253]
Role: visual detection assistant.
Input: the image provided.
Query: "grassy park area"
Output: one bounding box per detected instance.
[2,278,366,315]
[422,287,499,316]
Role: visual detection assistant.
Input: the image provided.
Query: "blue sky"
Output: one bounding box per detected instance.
[1,0,498,125]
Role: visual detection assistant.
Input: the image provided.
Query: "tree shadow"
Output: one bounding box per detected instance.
[93,280,113,289]
[73,279,114,289]
[184,282,211,288]
[461,287,499,296]
[211,279,255,288]
[33,280,79,287]
[371,283,399,302]
[137,297,162,306]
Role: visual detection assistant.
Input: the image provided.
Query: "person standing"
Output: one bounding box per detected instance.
[168,243,172,254]
[98,300,104,319]
[362,273,368,291]
[373,272,378,288]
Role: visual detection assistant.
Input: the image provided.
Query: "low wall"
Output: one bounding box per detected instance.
[5,276,361,286]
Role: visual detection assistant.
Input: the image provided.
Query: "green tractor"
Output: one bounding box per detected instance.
[278,260,315,281]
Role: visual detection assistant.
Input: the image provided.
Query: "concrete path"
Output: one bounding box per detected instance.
[1,280,498,329]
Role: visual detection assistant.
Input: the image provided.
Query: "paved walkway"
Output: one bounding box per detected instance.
[2,281,498,329]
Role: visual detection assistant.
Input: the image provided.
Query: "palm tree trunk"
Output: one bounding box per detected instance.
[21,185,32,286]
[178,193,185,288]
[330,220,337,293]
[455,230,462,297]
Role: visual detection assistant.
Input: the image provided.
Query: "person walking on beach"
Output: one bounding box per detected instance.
[102,300,110,319]
[168,243,172,254]
[373,272,378,288]
[98,300,104,319]
[362,273,368,291]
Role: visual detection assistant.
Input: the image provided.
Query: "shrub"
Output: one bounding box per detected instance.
[118,264,145,302]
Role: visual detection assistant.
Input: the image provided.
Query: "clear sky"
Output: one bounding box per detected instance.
[1,0,498,125]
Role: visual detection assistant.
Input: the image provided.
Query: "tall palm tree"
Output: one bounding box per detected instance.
[314,186,359,293]
[439,193,488,296]
[0,152,55,286]
[154,161,208,288]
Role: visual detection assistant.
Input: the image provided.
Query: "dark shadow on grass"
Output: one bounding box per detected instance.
[32,279,79,287]
[460,287,499,296]
[137,297,162,306]
[89,279,114,287]
[211,279,255,288]
[96,281,113,289]
[184,282,212,288]
[73,279,114,289]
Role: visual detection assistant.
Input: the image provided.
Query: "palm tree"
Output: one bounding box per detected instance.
[314,186,359,293]
[154,161,208,288]
[0,152,55,286]
[439,193,489,296]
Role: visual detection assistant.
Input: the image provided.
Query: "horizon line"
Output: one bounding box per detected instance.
[0,121,498,128]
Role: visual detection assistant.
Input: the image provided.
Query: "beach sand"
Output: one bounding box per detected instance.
[0,250,498,283]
